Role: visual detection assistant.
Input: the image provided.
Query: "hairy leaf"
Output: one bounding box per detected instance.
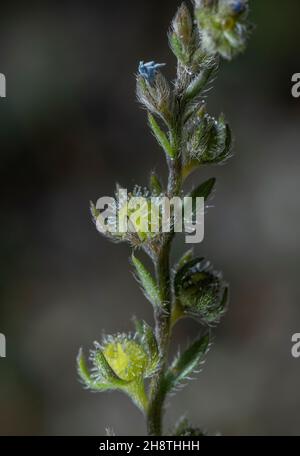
[149,171,163,195]
[77,348,111,391]
[184,178,215,224]
[163,332,210,394]
[189,177,216,201]
[174,249,194,274]
[91,348,130,387]
[184,65,217,101]
[169,32,190,66]
[132,254,161,307]
[134,319,160,376]
[148,113,175,159]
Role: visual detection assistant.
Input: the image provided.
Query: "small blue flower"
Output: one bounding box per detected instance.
[138,61,166,84]
[231,1,246,14]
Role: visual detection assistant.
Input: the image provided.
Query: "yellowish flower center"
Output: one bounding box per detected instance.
[118,200,160,241]
[103,340,148,382]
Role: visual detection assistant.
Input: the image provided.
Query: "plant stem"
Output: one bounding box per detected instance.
[147,125,183,435]
[147,239,172,435]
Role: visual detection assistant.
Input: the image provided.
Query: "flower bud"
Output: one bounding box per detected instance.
[136,67,172,125]
[173,3,193,48]
[174,257,228,325]
[138,61,166,85]
[169,3,195,66]
[183,109,232,176]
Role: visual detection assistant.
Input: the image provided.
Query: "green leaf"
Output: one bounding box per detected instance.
[91,348,130,388]
[163,332,210,394]
[149,171,163,195]
[184,178,216,221]
[217,122,232,163]
[132,254,161,308]
[77,348,111,391]
[148,113,175,159]
[90,201,100,221]
[210,285,229,322]
[134,319,160,376]
[185,65,217,101]
[189,177,216,201]
[174,248,194,273]
[169,31,189,66]
[77,348,92,385]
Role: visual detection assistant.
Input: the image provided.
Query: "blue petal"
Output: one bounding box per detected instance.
[138,60,166,83]
[231,1,246,14]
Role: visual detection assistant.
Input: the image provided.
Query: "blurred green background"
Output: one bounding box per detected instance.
[0,0,299,435]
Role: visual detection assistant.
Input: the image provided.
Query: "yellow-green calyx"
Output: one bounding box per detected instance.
[77,323,160,413]
[91,185,169,246]
[102,339,148,382]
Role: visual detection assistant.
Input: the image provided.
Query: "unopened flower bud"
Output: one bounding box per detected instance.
[174,257,228,325]
[173,3,193,47]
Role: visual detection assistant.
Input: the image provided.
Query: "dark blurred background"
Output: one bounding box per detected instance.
[0,0,299,436]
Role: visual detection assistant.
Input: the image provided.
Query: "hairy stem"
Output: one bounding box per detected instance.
[147,240,171,435]
[147,120,183,435]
